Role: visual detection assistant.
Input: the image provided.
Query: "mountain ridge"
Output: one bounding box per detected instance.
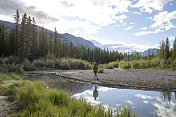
[0,20,96,49]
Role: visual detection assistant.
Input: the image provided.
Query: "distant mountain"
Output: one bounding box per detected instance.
[137,48,158,57]
[0,20,96,49]
[91,40,159,56]
[91,40,137,53]
[58,33,96,49]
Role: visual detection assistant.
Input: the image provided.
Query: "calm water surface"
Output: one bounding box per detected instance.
[25,76,176,117]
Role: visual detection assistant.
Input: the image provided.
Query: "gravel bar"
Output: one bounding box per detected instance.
[25,69,176,92]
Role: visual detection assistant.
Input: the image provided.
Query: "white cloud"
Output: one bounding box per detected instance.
[141,27,147,30]
[91,37,158,52]
[135,11,176,36]
[131,11,142,15]
[169,35,176,41]
[152,101,176,117]
[143,101,149,104]
[126,100,133,105]
[63,0,131,26]
[0,15,13,22]
[135,94,154,100]
[134,28,164,36]
[16,0,131,41]
[150,11,176,30]
[132,0,173,13]
[130,22,135,25]
[124,26,133,30]
[98,87,114,92]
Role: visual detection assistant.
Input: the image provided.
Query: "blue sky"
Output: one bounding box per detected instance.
[0,0,176,52]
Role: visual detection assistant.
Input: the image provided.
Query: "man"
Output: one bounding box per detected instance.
[93,62,98,80]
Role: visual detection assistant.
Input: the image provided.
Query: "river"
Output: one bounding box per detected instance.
[24,75,176,117]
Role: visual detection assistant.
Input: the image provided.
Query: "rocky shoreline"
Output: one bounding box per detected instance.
[25,69,176,92]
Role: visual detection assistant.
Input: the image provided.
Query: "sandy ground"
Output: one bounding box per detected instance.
[26,68,176,92]
[0,96,16,117]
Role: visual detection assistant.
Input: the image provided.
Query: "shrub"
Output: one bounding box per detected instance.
[119,61,131,69]
[132,61,140,69]
[98,67,104,73]
[55,59,61,69]
[33,60,45,68]
[45,59,55,68]
[23,64,37,71]
[0,73,21,82]
[105,62,118,69]
[0,57,9,65]
[8,56,17,64]
[0,64,24,74]
[60,59,71,70]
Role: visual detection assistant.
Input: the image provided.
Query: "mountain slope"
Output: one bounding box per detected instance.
[0,20,96,49]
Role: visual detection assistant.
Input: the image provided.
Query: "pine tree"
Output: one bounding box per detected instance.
[4,32,9,56]
[54,27,59,57]
[164,37,170,59]
[135,52,140,60]
[49,31,53,54]
[13,10,20,56]
[38,27,45,57]
[0,23,6,56]
[172,38,176,60]
[26,16,33,60]
[44,29,48,56]
[31,17,38,60]
[158,40,165,59]
[18,13,28,62]
[8,29,16,55]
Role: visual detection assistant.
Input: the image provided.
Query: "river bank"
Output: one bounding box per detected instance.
[25,69,176,92]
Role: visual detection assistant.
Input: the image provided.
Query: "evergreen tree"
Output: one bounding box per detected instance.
[0,23,6,56]
[26,16,33,60]
[54,27,59,57]
[135,52,140,60]
[172,38,176,60]
[13,10,20,56]
[31,17,38,60]
[158,40,165,59]
[38,27,46,57]
[18,13,28,62]
[164,37,170,59]
[49,31,53,54]
[8,29,16,55]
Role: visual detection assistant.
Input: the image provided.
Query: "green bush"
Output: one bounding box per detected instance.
[0,73,21,82]
[33,60,45,68]
[0,64,24,74]
[132,61,140,69]
[31,58,91,70]
[98,67,104,73]
[119,61,131,69]
[60,59,71,70]
[105,62,118,69]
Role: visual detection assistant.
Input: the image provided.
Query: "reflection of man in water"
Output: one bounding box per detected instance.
[93,84,99,100]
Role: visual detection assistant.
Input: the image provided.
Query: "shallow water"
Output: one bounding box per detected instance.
[25,76,176,117]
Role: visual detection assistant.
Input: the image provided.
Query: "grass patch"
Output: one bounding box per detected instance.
[0,73,21,83]
[0,73,136,117]
[0,77,135,117]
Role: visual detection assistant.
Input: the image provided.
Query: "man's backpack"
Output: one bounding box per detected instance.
[94,65,98,69]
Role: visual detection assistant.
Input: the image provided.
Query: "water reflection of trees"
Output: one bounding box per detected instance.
[161,91,176,103]
[24,76,93,95]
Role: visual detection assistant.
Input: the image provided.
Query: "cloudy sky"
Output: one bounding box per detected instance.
[0,0,176,52]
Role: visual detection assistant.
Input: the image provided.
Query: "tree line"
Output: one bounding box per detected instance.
[0,10,124,64]
[157,37,176,60]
